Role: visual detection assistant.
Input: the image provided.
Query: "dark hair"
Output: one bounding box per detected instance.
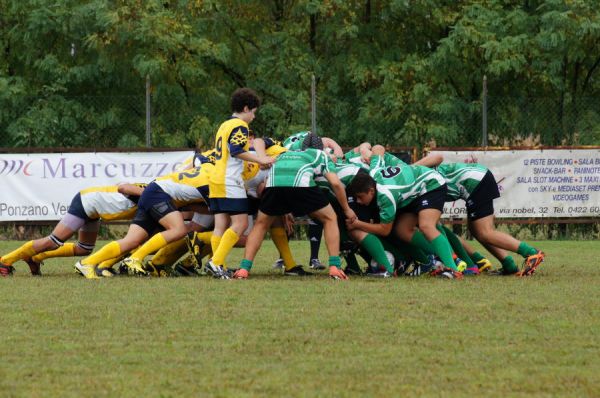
[347,171,376,195]
[301,132,324,150]
[231,88,261,113]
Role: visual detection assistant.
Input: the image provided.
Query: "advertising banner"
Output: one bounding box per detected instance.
[429,148,600,218]
[1,151,193,221]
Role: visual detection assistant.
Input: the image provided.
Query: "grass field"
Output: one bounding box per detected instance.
[0,240,598,397]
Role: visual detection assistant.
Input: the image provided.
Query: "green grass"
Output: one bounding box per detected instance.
[0,240,599,397]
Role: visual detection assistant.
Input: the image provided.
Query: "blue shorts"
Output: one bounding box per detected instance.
[209,198,248,215]
[67,193,95,221]
[132,182,177,234]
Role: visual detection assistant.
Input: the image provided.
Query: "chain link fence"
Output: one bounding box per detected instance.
[1,91,599,150]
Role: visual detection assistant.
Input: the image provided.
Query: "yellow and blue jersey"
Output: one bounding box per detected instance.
[79,185,141,221]
[209,117,250,199]
[154,163,214,207]
[242,141,288,198]
[178,149,217,171]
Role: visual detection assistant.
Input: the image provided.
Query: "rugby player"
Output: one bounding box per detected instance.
[0,183,145,277]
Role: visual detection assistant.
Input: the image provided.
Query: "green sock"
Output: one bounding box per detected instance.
[501,256,518,274]
[430,235,458,271]
[411,230,435,253]
[360,234,393,273]
[329,256,341,268]
[240,259,253,271]
[441,225,476,268]
[471,251,486,263]
[381,239,407,263]
[406,245,430,264]
[517,242,537,258]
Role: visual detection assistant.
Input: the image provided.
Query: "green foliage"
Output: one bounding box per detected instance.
[1,0,599,149]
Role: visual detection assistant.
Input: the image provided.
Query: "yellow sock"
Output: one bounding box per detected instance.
[31,243,76,262]
[210,234,221,257]
[151,238,187,266]
[82,241,122,266]
[98,256,125,270]
[271,227,296,271]
[196,231,213,245]
[211,228,239,267]
[131,233,168,262]
[1,241,37,265]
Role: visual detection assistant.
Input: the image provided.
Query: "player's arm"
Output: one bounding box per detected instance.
[413,153,443,167]
[236,151,274,166]
[369,145,387,169]
[252,137,267,157]
[358,142,373,163]
[324,172,356,221]
[230,128,274,166]
[322,137,344,158]
[117,183,145,196]
[346,219,393,236]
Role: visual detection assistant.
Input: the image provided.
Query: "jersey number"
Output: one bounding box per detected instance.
[380,166,401,179]
[178,169,201,180]
[215,137,223,160]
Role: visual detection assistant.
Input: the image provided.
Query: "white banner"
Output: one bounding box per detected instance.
[0,151,193,221]
[429,148,600,218]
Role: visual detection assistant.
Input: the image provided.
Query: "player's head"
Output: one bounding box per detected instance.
[301,132,324,150]
[231,88,261,113]
[348,171,376,206]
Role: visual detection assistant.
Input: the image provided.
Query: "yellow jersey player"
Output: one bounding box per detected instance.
[206,88,274,279]
[0,183,145,277]
[75,163,214,278]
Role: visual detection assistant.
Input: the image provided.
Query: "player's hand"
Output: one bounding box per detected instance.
[233,269,249,279]
[344,209,357,223]
[283,213,295,235]
[259,156,275,169]
[345,217,359,231]
[329,266,348,280]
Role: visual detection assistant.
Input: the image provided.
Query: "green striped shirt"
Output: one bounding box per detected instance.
[436,163,488,201]
[266,149,337,188]
[282,131,310,151]
[370,164,446,223]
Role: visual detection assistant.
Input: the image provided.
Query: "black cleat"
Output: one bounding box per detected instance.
[284,266,313,276]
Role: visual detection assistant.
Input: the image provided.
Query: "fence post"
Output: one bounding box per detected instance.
[482,75,488,147]
[311,74,317,135]
[145,75,152,148]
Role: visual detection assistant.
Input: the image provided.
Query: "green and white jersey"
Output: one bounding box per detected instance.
[315,162,364,193]
[370,164,446,223]
[436,163,488,201]
[266,148,337,188]
[282,131,310,151]
[369,153,408,169]
[343,149,365,166]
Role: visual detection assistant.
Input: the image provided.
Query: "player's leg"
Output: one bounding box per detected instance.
[438,224,477,273]
[150,238,188,268]
[210,213,230,264]
[0,215,83,276]
[348,229,393,275]
[270,217,306,275]
[210,212,247,269]
[417,208,459,272]
[235,211,276,278]
[454,234,494,272]
[129,211,186,261]
[477,240,519,274]
[308,204,347,279]
[307,219,325,270]
[77,224,148,278]
[469,215,543,275]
